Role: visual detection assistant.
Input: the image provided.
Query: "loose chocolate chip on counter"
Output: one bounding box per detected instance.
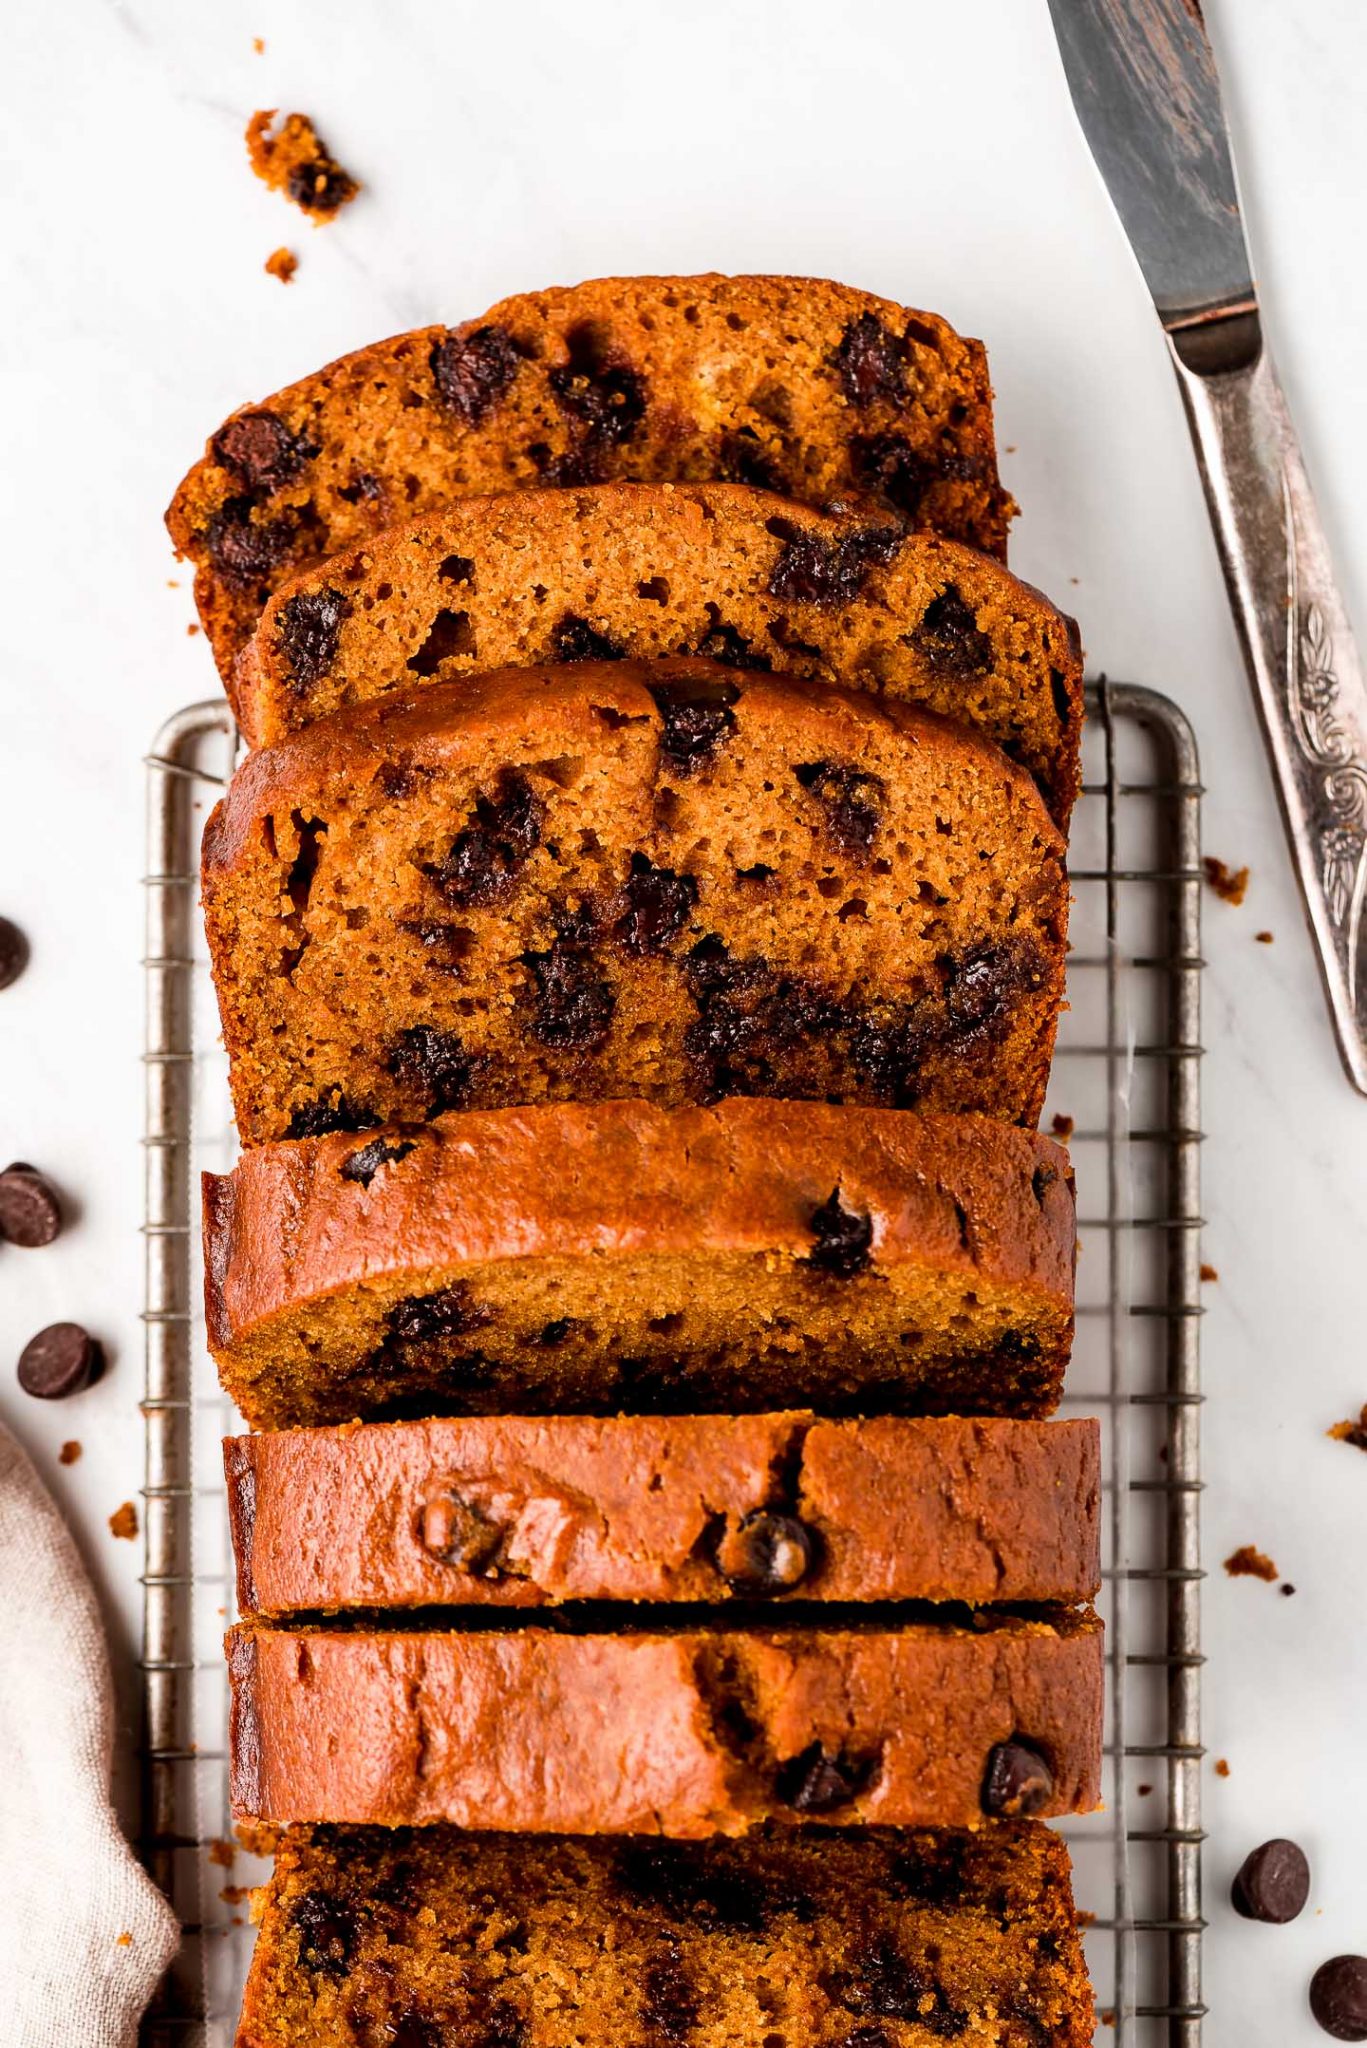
[981,1738,1054,1817]
[0,1165,62,1246]
[715,1510,816,1595]
[419,1493,506,1574]
[1232,1839,1310,1924]
[775,1743,872,1814]
[1311,1957,1367,2041]
[18,1323,104,1400]
[805,1187,874,1278]
[0,916,28,989]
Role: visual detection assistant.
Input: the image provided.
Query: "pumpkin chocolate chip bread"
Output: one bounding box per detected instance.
[227,1609,1102,1832]
[204,1099,1076,1430]
[226,1412,1101,1615]
[236,1822,1095,2047]
[166,273,1012,676]
[201,661,1069,1147]
[230,482,1081,822]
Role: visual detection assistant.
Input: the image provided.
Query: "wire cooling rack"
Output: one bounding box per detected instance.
[138,679,1205,2046]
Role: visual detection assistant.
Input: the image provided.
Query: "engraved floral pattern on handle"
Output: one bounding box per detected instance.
[1287,598,1367,988]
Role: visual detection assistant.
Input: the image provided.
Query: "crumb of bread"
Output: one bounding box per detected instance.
[1329,1403,1367,1452]
[1203,856,1249,906]
[246,110,358,221]
[1200,1262,1218,1282]
[1224,1544,1277,1582]
[1214,1758,1230,1778]
[1049,1112,1074,1141]
[264,246,298,284]
[1255,929,1273,943]
[58,1440,82,1465]
[109,1500,139,1541]
[253,36,265,53]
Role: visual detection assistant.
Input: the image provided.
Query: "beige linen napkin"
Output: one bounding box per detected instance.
[0,1421,179,2046]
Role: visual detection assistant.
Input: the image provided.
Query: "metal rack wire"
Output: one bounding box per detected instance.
[138,680,1205,2046]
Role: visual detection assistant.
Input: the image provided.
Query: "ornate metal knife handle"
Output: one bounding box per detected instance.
[1169,314,1367,1093]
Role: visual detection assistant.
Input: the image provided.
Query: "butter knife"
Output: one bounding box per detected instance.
[1048,0,1367,1093]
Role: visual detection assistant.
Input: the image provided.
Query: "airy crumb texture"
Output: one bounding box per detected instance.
[201,662,1069,1148]
[227,481,1081,821]
[109,1501,139,1540]
[1223,1544,1277,1582]
[1203,856,1249,906]
[225,1412,1101,1615]
[203,1100,1076,1430]
[165,274,1014,674]
[245,111,358,221]
[264,247,298,285]
[227,1613,1104,1832]
[238,1823,1094,2047]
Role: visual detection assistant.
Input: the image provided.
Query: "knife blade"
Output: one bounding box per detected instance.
[1048,0,1367,1095]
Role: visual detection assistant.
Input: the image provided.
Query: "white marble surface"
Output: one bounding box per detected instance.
[2,0,1366,2036]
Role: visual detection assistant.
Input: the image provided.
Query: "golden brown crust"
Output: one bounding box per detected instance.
[204,1099,1076,1429]
[226,482,1081,824]
[225,1412,1101,1616]
[227,1613,1103,1832]
[236,1823,1095,2047]
[201,661,1070,1147]
[166,274,1012,675]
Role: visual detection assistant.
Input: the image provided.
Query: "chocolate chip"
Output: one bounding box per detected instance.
[204,496,293,588]
[340,1136,415,1187]
[0,1166,62,1247]
[406,607,476,675]
[941,942,1038,1046]
[830,314,908,406]
[642,1944,699,2040]
[617,855,698,955]
[420,1492,506,1573]
[837,1940,942,2023]
[437,554,475,585]
[793,760,886,855]
[386,1026,474,1115]
[285,1093,379,1139]
[211,411,316,495]
[290,1892,357,1978]
[521,938,615,1051]
[850,432,936,517]
[1232,1839,1310,1924]
[389,2017,442,2048]
[286,157,357,215]
[694,610,771,671]
[715,1510,815,1595]
[912,586,993,677]
[775,1743,871,1813]
[18,1323,104,1400]
[387,1283,489,1345]
[645,673,740,772]
[981,1738,1054,1817]
[805,1188,874,1277]
[430,324,524,421]
[550,613,625,663]
[1311,1958,1367,2041]
[717,425,783,491]
[424,770,543,909]
[276,587,351,687]
[0,917,28,989]
[550,321,647,449]
[765,517,903,608]
[538,1318,575,1346]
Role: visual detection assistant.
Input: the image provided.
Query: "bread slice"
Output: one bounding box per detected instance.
[227,1611,1102,1832]
[204,1099,1076,1430]
[226,1413,1101,1616]
[227,482,1081,824]
[165,273,1012,676]
[236,1822,1095,2047]
[201,660,1069,1148]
